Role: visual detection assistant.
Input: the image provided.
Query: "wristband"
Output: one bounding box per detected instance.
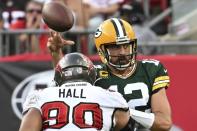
[130,108,155,129]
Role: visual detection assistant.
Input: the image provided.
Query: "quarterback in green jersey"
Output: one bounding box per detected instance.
[47,18,172,131]
[95,60,169,112]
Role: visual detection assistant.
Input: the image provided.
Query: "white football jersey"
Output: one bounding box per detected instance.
[23,82,128,131]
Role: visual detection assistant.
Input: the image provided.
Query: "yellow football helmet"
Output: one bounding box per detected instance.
[94,18,137,69]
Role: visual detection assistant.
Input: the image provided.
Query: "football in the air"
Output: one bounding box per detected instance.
[42,1,74,32]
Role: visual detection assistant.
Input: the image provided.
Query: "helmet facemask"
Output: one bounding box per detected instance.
[62,66,95,85]
[100,39,137,70]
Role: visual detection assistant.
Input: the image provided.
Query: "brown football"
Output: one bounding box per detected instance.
[42,1,74,32]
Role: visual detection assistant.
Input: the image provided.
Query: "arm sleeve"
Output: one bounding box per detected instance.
[104,89,129,109]
[112,91,128,109]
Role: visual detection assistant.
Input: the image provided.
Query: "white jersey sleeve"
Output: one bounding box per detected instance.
[92,86,128,109]
[22,90,42,114]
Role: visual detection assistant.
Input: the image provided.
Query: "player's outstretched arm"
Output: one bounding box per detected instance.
[47,30,74,67]
[19,108,42,131]
[151,88,172,130]
[130,88,172,130]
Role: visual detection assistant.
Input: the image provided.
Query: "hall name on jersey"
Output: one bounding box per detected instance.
[59,88,86,98]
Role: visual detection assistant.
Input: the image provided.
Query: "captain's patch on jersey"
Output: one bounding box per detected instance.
[99,71,109,78]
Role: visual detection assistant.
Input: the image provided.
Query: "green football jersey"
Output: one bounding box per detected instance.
[94,59,170,112]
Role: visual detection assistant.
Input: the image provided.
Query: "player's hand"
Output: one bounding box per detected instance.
[47,30,74,53]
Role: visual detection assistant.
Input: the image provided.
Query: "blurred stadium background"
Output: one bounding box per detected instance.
[0,0,197,131]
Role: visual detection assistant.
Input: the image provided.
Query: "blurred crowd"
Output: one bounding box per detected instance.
[0,0,171,56]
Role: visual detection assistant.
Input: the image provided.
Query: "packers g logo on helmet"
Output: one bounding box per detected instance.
[95,26,102,38]
[94,18,137,69]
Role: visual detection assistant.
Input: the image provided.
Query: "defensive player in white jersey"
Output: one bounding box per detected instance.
[19,53,134,131]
